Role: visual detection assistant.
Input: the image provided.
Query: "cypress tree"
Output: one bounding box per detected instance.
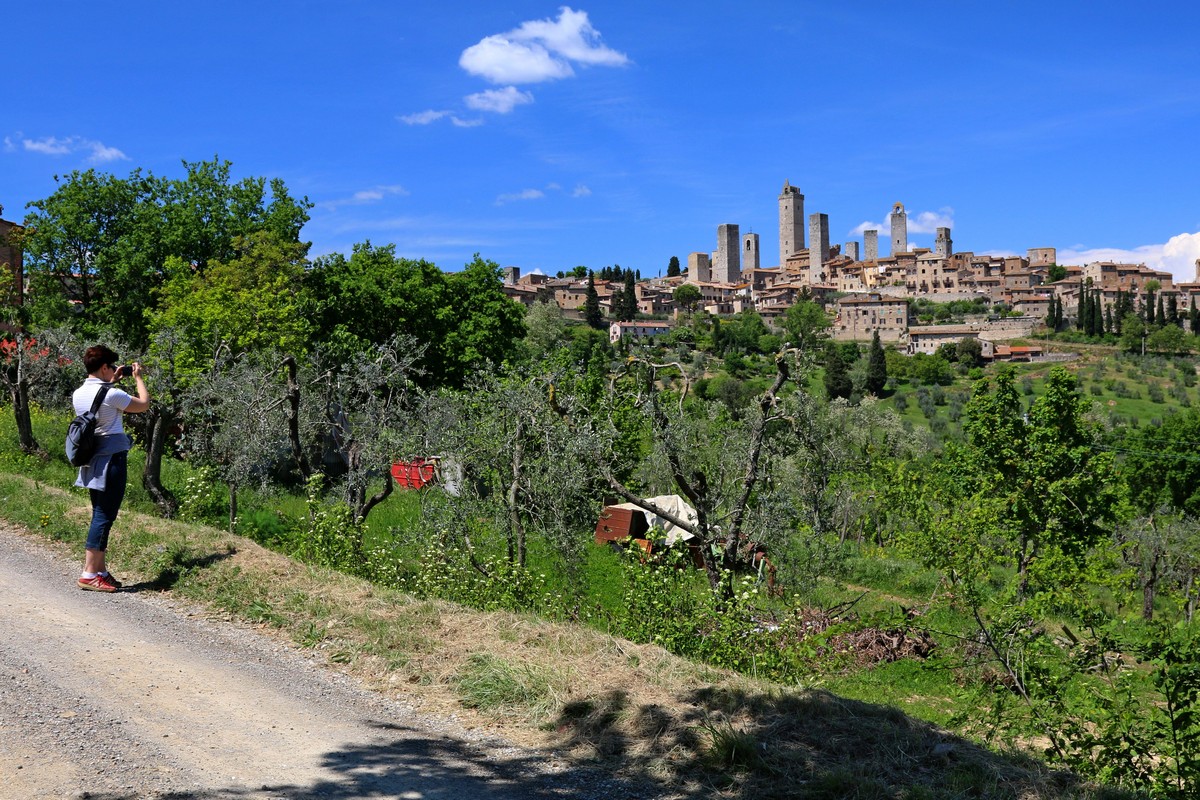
[1168,294,1180,326]
[823,341,852,400]
[1157,296,1166,327]
[1077,289,1088,331]
[1105,305,1113,335]
[620,270,638,321]
[1190,297,1199,334]
[583,271,603,329]
[667,256,681,277]
[1092,289,1104,335]
[866,330,887,395]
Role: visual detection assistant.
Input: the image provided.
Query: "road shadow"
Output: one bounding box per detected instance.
[82,719,663,799]
[78,688,1142,800]
[121,546,237,593]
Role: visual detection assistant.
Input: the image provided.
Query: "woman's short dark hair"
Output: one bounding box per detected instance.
[83,345,119,375]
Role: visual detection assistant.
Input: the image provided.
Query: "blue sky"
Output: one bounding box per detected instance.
[4,2,1200,281]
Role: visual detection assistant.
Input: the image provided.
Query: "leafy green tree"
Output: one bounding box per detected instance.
[522,300,566,359]
[666,255,681,277]
[909,352,954,386]
[1121,313,1147,355]
[1125,408,1200,516]
[865,330,887,396]
[441,255,526,387]
[781,296,831,354]
[672,283,701,313]
[306,242,449,368]
[1148,322,1188,355]
[151,231,312,376]
[956,336,984,368]
[307,247,522,388]
[960,366,1123,592]
[1047,263,1067,282]
[23,159,311,347]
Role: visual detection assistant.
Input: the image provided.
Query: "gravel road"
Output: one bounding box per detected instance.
[0,523,655,800]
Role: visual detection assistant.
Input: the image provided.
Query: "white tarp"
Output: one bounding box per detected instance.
[609,494,698,545]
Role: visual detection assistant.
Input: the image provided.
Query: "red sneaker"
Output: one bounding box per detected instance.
[100,572,123,588]
[78,574,119,593]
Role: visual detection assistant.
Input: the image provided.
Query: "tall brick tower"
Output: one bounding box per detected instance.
[742,232,760,272]
[808,213,830,284]
[715,223,741,283]
[864,230,879,261]
[934,227,953,257]
[778,181,805,266]
[889,203,908,255]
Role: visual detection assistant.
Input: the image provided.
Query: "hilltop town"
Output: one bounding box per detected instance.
[497,181,1200,355]
[5,182,1197,361]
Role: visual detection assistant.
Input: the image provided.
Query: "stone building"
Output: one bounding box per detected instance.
[808,213,829,285]
[0,218,22,304]
[742,232,760,271]
[864,230,879,261]
[1027,247,1057,267]
[934,227,953,257]
[833,292,911,342]
[687,252,712,283]
[715,223,741,283]
[889,203,908,255]
[844,241,860,261]
[778,181,804,265]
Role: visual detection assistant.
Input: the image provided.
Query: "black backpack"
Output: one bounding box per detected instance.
[66,385,111,467]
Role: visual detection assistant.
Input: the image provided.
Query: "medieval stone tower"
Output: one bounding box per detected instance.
[742,232,760,272]
[844,241,860,261]
[715,223,741,283]
[808,213,830,284]
[890,203,908,255]
[778,181,805,265]
[934,227,953,257]
[864,230,879,261]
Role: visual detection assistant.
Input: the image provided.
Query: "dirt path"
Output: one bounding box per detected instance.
[0,523,643,799]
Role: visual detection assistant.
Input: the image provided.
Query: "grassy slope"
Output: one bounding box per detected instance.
[0,465,1127,799]
[2,348,1171,797]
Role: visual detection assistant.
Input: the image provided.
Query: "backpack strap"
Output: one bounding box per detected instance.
[89,385,111,414]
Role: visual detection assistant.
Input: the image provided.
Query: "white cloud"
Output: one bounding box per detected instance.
[495,188,545,205]
[3,136,16,153]
[464,86,534,114]
[850,206,954,236]
[908,207,955,235]
[572,184,592,197]
[17,135,127,163]
[87,143,127,163]
[511,7,629,67]
[399,110,451,125]
[399,109,484,128]
[318,184,409,211]
[1059,231,1200,284]
[459,7,629,85]
[460,36,574,84]
[23,136,73,155]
